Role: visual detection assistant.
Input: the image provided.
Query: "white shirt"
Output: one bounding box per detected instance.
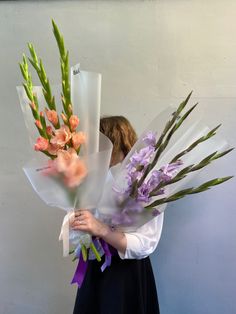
[118,212,164,259]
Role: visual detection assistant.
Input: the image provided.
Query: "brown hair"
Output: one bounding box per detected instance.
[100,116,137,157]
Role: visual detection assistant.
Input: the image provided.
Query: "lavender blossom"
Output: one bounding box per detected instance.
[160,160,183,179]
[111,211,133,226]
[137,170,166,203]
[127,145,155,171]
[143,131,157,147]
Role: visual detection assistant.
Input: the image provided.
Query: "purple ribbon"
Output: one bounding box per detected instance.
[71,251,88,287]
[71,239,115,286]
[100,239,112,272]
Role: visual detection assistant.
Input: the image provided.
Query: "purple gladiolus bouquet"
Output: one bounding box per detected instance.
[98,93,234,230]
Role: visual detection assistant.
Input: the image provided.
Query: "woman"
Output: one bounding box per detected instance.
[71,116,164,314]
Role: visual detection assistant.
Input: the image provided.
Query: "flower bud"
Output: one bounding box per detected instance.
[46,125,53,136]
[61,112,68,123]
[30,102,36,111]
[45,108,59,126]
[35,120,43,129]
[34,137,49,151]
[69,115,79,131]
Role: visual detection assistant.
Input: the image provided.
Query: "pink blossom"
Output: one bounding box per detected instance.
[50,125,72,148]
[34,137,49,151]
[45,109,58,126]
[46,126,53,136]
[64,158,87,187]
[53,148,87,187]
[69,115,79,131]
[47,143,60,155]
[56,148,77,172]
[72,132,86,150]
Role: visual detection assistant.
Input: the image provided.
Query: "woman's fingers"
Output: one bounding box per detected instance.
[74,209,91,219]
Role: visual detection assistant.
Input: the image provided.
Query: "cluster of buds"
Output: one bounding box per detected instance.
[19,19,88,189]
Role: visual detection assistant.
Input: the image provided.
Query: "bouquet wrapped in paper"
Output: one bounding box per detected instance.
[17,20,234,287]
[17,21,113,266]
[98,93,234,231]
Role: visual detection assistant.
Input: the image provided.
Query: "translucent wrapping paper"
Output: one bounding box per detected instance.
[17,65,113,255]
[98,105,229,232]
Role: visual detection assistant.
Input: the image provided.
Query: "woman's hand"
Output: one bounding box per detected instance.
[70,209,109,238]
[70,209,127,255]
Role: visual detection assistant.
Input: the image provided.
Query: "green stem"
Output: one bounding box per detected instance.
[52,19,72,119]
[81,244,88,262]
[132,94,196,196]
[90,241,101,262]
[146,176,233,208]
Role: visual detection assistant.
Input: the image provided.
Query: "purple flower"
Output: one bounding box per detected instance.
[127,145,155,171]
[111,212,133,226]
[143,131,157,147]
[146,170,162,187]
[137,183,151,203]
[160,160,183,178]
[123,198,144,213]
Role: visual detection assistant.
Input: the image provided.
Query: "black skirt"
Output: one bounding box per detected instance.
[73,253,160,314]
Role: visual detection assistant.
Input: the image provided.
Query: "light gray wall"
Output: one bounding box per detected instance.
[0,1,235,313]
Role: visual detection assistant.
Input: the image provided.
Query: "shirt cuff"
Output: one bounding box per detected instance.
[117,232,151,260]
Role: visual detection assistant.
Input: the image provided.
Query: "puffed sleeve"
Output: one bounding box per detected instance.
[117,212,164,259]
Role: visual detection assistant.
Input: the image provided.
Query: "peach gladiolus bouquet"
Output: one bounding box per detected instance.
[18,22,87,189]
[17,21,113,270]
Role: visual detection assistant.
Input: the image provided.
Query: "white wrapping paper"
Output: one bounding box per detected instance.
[97,105,229,232]
[17,65,113,256]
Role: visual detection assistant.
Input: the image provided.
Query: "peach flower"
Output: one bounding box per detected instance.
[34,137,49,151]
[69,115,79,131]
[56,148,77,173]
[47,143,60,155]
[50,125,72,148]
[64,158,87,188]
[45,109,58,126]
[55,148,87,187]
[72,132,86,150]
[46,126,53,136]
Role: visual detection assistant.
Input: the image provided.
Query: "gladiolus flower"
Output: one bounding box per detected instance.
[50,125,72,148]
[69,115,79,131]
[64,158,87,188]
[54,148,87,187]
[45,109,58,126]
[35,120,43,129]
[46,126,53,136]
[47,143,60,155]
[56,148,77,172]
[34,137,49,151]
[43,147,87,187]
[72,132,86,150]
